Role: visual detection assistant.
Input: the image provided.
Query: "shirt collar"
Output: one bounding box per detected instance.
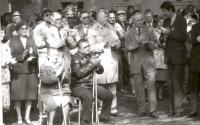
[171,13,177,21]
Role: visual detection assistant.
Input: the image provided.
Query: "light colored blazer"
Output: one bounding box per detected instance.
[125,25,158,74]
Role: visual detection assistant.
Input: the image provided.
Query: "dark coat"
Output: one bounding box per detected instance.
[71,51,104,87]
[9,36,38,74]
[190,23,200,72]
[160,14,187,64]
[125,25,158,74]
[67,17,81,29]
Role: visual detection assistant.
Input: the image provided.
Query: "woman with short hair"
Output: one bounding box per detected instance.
[10,22,38,125]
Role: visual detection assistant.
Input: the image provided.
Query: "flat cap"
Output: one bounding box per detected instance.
[117,10,126,15]
[12,11,21,17]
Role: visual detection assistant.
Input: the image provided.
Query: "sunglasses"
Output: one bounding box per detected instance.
[83,16,89,19]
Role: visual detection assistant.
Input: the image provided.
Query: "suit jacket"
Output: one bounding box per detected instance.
[190,23,200,72]
[125,25,158,74]
[144,20,157,28]
[160,14,187,64]
[73,24,92,39]
[9,36,38,74]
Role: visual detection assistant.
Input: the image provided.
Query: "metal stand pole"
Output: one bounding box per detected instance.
[58,77,67,125]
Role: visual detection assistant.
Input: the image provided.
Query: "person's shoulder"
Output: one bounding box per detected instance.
[10,36,20,43]
[192,22,200,29]
[73,24,81,29]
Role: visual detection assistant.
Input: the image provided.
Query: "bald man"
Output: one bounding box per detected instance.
[87,9,121,117]
[125,12,159,118]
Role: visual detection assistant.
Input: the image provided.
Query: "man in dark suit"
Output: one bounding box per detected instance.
[125,12,159,118]
[160,1,187,118]
[144,9,157,28]
[73,11,92,39]
[186,22,200,118]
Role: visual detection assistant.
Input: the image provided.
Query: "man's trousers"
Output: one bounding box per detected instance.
[132,70,157,113]
[71,85,113,122]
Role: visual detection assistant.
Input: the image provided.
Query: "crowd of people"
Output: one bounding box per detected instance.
[1,1,200,125]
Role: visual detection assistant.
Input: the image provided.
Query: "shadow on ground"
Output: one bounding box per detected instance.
[3,85,200,125]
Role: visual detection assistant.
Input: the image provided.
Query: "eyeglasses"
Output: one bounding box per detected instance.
[20,28,28,31]
[45,13,51,17]
[83,16,89,19]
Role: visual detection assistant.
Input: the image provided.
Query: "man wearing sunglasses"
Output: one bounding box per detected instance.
[73,11,92,39]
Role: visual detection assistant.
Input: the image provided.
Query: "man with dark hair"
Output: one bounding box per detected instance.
[71,2,79,17]
[73,11,92,39]
[127,5,134,21]
[160,1,187,118]
[144,9,157,28]
[71,39,113,124]
[89,11,98,25]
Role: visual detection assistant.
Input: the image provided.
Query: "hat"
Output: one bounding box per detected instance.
[12,11,21,17]
[117,10,126,15]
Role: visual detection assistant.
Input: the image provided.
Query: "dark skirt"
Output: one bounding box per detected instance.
[155,69,169,82]
[11,73,38,100]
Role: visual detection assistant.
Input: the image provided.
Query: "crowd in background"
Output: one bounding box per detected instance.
[1,1,200,125]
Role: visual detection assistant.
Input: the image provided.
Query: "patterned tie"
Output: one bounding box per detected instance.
[138,28,141,37]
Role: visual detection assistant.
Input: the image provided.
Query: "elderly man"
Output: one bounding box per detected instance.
[125,12,159,118]
[73,11,92,39]
[160,1,187,118]
[71,39,113,125]
[5,11,21,41]
[144,9,157,28]
[87,9,121,117]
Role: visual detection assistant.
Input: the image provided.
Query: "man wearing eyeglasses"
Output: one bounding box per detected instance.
[73,11,92,39]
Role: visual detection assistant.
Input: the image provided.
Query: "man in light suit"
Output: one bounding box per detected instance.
[125,12,159,118]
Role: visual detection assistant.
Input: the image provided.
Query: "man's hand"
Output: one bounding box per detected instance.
[10,58,17,65]
[37,41,46,48]
[91,58,101,66]
[161,27,171,35]
[26,56,35,62]
[197,35,200,42]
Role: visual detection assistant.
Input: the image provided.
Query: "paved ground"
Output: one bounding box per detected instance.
[3,85,200,125]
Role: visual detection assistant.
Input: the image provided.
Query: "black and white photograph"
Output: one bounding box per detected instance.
[0,0,200,125]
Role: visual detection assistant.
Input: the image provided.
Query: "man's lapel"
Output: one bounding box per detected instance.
[79,25,86,37]
[17,37,25,50]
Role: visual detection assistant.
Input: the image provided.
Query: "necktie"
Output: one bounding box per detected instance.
[138,28,141,36]
[58,28,61,39]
